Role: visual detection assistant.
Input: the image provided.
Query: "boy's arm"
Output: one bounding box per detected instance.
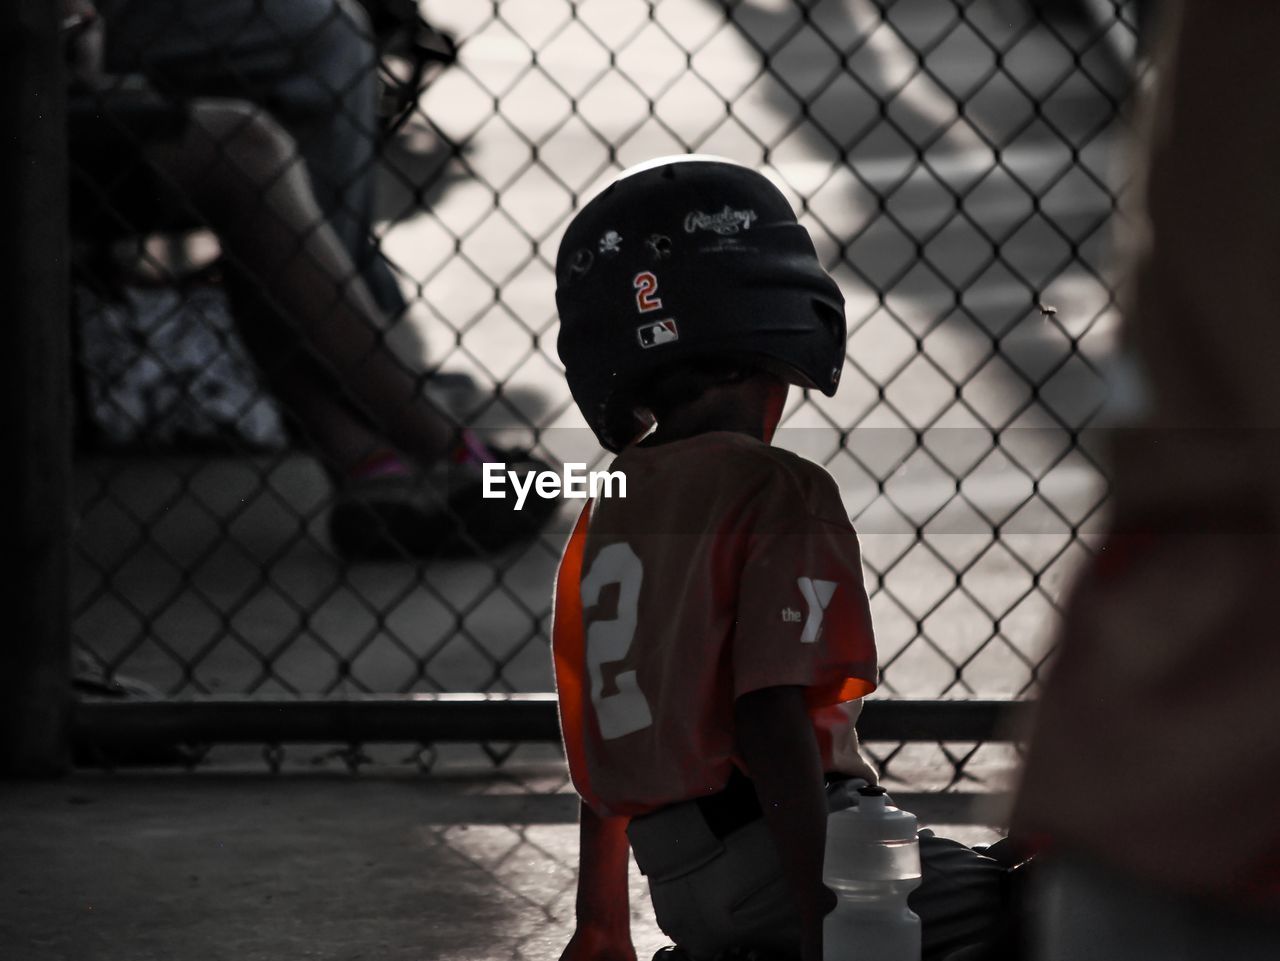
[735,685,837,961]
[560,799,637,961]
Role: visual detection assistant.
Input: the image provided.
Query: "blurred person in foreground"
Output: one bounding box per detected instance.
[1011,2,1280,957]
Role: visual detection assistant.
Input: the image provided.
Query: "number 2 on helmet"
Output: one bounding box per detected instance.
[633,272,663,313]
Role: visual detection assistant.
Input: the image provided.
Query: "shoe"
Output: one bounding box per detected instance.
[434,447,562,557]
[328,447,560,560]
[72,652,207,766]
[328,472,451,560]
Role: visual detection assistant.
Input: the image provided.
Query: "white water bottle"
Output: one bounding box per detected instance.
[822,784,922,961]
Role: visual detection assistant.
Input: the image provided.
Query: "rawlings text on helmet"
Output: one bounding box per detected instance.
[684,206,758,236]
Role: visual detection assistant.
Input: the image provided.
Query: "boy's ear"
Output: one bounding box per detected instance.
[762,377,789,444]
[627,407,657,446]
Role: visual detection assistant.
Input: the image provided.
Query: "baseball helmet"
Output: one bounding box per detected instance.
[555,155,847,452]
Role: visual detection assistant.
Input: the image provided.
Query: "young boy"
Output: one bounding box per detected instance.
[551,157,1009,961]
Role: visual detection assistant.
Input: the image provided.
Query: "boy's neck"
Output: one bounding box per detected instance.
[644,412,767,446]
[642,374,788,447]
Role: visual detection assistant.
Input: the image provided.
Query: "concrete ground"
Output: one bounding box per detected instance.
[0,762,1003,961]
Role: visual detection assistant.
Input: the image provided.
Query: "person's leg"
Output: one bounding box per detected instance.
[1035,856,1280,961]
[644,816,800,961]
[226,313,399,477]
[140,99,452,466]
[83,94,553,557]
[99,0,406,313]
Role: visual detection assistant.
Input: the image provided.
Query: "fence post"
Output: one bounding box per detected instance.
[0,0,71,775]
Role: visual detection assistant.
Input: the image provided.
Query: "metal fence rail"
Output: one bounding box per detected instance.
[68,0,1139,778]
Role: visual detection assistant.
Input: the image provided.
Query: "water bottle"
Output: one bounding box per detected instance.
[822,784,922,961]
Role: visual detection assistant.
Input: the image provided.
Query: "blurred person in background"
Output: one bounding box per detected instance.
[63,1,556,559]
[93,0,407,316]
[1012,2,1280,957]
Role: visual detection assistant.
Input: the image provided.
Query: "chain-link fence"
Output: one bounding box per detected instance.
[67,0,1140,778]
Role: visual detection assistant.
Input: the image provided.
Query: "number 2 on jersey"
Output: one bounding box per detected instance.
[580,543,653,740]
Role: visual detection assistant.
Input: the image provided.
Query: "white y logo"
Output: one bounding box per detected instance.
[796,577,838,644]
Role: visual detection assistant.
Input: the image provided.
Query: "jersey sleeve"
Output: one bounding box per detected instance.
[731,466,878,707]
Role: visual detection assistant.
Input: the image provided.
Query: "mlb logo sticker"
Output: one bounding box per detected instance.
[637,319,679,348]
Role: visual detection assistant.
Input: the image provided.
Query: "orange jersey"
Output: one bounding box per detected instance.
[553,432,877,818]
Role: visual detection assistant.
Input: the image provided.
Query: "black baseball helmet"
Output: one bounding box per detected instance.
[555,155,847,452]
